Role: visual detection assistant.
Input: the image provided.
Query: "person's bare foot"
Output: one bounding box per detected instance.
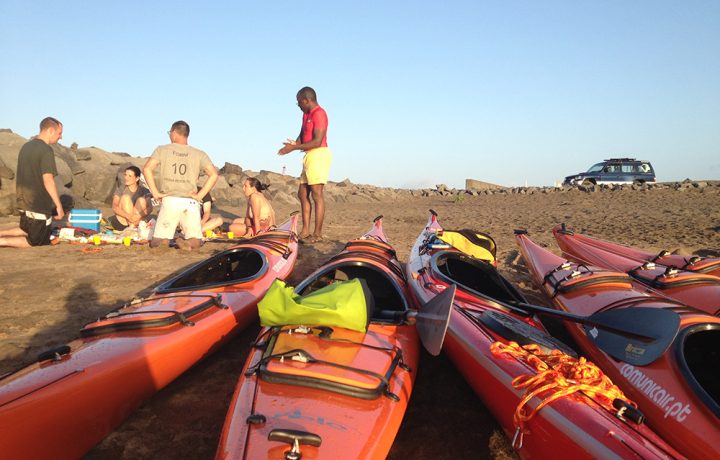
[175,238,192,250]
[300,235,324,244]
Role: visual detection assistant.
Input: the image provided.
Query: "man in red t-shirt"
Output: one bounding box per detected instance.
[278,86,333,242]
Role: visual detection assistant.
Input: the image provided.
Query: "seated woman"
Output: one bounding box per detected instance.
[229,177,276,237]
[200,188,224,234]
[108,166,153,230]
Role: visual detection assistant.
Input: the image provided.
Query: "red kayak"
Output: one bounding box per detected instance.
[0,215,299,460]
[216,216,453,460]
[553,224,720,316]
[517,230,720,459]
[405,211,683,459]
[552,225,720,277]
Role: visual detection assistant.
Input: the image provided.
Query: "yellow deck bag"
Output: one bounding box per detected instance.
[258,278,373,332]
[436,229,497,263]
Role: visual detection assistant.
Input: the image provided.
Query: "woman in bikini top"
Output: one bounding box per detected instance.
[229,177,276,237]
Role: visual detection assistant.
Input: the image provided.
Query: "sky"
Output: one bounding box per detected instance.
[1,1,718,188]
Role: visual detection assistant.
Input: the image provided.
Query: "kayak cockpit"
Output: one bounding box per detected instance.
[676,323,720,417]
[156,247,267,293]
[296,262,408,323]
[431,252,525,304]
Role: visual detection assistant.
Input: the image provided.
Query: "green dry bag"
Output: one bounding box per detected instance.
[258,278,373,332]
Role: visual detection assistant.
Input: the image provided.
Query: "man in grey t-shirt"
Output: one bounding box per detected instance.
[143,120,218,250]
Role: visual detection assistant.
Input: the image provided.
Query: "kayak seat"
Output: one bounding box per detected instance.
[433,252,525,304]
[157,248,266,292]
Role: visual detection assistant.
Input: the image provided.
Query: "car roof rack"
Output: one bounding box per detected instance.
[604,157,637,162]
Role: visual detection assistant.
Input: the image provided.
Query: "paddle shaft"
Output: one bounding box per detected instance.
[504,301,655,342]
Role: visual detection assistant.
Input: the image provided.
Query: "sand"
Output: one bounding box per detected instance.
[1,187,718,459]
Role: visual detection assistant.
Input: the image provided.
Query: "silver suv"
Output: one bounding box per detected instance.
[563,158,656,186]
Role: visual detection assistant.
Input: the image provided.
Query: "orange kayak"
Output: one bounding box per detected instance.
[553,224,720,316]
[216,216,452,460]
[406,211,683,459]
[0,215,299,460]
[552,225,720,277]
[517,231,720,459]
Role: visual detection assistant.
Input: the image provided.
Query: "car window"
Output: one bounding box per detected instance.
[640,163,651,173]
[622,164,637,173]
[587,163,604,173]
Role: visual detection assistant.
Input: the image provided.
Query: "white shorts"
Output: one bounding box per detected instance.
[153,196,202,240]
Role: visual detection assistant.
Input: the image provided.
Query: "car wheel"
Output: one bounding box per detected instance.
[633,180,645,185]
[581,179,595,186]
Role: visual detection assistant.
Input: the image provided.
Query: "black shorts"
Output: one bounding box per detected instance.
[108,215,128,231]
[20,213,53,246]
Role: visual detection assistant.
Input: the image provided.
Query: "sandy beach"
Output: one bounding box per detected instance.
[1,187,718,459]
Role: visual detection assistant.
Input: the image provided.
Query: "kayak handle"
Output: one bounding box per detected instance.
[268,429,322,460]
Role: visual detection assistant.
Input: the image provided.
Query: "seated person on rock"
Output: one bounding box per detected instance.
[229,177,276,238]
[199,187,223,234]
[108,166,152,230]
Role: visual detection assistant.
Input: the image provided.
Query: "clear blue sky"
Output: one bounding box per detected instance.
[1,1,718,188]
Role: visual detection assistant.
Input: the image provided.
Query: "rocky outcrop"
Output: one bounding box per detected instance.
[1,128,718,217]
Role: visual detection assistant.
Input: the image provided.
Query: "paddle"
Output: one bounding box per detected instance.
[411,284,456,356]
[502,300,680,366]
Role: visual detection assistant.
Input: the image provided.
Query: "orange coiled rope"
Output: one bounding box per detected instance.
[490,341,635,434]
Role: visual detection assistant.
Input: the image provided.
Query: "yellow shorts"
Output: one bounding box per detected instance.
[300,147,333,185]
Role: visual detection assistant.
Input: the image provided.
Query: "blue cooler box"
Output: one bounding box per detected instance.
[68,209,102,232]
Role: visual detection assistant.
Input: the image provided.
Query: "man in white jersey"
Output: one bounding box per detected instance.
[143,120,218,250]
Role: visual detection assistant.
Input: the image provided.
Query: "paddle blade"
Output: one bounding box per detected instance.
[585,307,680,366]
[417,284,456,356]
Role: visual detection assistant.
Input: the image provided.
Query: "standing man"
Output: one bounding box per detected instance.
[278,86,332,242]
[0,117,65,248]
[143,120,218,250]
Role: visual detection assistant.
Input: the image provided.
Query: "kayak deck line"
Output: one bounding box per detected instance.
[80,295,226,337]
[629,264,720,290]
[541,263,633,297]
[247,325,408,401]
